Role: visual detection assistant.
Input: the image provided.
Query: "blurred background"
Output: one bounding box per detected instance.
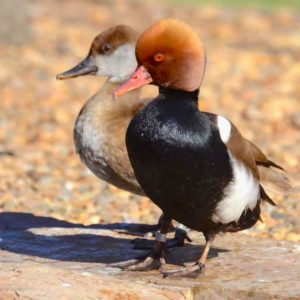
[0,0,299,241]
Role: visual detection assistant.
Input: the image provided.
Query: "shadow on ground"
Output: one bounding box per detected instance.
[0,212,228,265]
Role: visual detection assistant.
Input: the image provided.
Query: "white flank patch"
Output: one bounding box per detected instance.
[212,152,260,224]
[217,115,231,143]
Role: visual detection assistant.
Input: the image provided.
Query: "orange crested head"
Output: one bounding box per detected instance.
[114,19,206,97]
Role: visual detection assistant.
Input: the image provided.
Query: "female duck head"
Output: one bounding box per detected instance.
[57,25,138,83]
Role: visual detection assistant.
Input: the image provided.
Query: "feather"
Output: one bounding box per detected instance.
[260,185,276,206]
[258,165,291,194]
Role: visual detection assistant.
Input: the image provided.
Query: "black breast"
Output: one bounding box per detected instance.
[126,89,233,232]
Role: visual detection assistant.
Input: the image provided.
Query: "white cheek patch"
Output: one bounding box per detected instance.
[212,152,260,224]
[217,115,231,143]
[95,43,137,82]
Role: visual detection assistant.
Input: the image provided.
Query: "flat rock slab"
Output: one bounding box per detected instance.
[0,212,299,299]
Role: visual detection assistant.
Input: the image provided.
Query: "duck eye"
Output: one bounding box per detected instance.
[154,53,165,62]
[102,44,111,53]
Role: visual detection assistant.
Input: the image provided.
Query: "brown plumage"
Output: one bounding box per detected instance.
[90,25,138,56]
[57,25,145,195]
[227,123,290,201]
[73,82,146,195]
[207,112,290,207]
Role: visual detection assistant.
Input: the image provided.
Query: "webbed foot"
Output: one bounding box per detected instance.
[161,262,205,278]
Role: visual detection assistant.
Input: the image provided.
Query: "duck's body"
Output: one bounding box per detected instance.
[113,19,289,277]
[57,26,191,244]
[126,87,260,235]
[74,80,144,195]
[57,25,146,196]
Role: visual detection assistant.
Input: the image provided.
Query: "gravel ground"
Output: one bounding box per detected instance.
[0,0,299,241]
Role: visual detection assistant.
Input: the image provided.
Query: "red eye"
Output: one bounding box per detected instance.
[154,53,165,62]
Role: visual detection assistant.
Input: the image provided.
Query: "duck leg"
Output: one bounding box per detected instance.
[161,233,215,278]
[133,214,174,238]
[166,224,192,247]
[108,216,172,271]
[133,221,192,250]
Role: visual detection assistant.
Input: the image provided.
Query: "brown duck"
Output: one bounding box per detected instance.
[57,25,190,246]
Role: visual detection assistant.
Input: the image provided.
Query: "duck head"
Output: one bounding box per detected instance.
[57,25,138,83]
[114,19,206,97]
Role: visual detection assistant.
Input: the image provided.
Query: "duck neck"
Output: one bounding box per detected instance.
[82,78,142,125]
[96,79,124,99]
[92,78,140,107]
[159,87,199,105]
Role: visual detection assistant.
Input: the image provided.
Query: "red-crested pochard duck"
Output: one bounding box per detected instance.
[113,19,290,277]
[56,25,190,247]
